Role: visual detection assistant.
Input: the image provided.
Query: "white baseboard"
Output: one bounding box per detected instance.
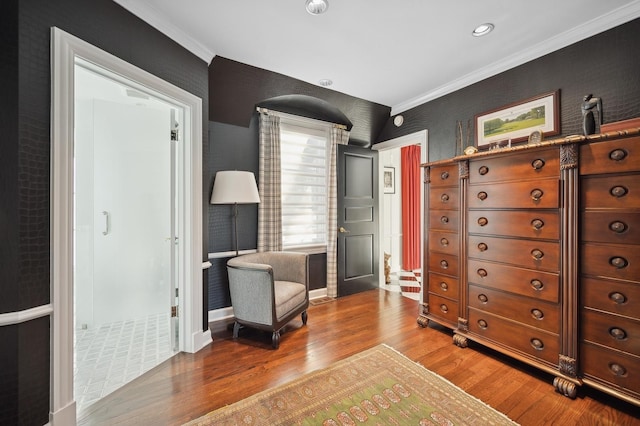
[208,288,328,324]
[190,329,212,353]
[49,400,76,426]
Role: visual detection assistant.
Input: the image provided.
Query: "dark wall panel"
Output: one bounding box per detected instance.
[209,57,390,147]
[0,0,19,315]
[376,19,640,161]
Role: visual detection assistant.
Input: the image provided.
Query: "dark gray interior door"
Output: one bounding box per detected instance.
[337,145,379,297]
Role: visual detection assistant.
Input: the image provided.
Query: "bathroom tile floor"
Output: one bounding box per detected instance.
[74,313,176,413]
[384,270,422,300]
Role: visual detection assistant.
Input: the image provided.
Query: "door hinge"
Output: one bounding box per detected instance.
[171,129,179,141]
[171,305,178,317]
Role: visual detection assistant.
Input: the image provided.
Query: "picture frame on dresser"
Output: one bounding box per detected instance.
[475,90,560,149]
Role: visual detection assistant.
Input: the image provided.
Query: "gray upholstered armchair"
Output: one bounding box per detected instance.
[227,251,309,349]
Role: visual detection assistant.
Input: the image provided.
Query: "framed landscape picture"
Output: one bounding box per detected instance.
[475,91,559,149]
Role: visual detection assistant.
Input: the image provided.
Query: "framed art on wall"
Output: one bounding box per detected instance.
[383,167,395,194]
[475,90,559,149]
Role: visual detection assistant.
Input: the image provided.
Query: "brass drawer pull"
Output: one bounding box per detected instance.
[441,193,450,202]
[609,363,627,377]
[441,171,449,180]
[531,159,545,170]
[440,215,449,224]
[530,338,544,350]
[440,260,449,269]
[477,268,487,277]
[478,319,488,329]
[531,219,544,230]
[440,304,449,313]
[609,149,627,161]
[477,191,488,200]
[439,282,448,291]
[609,327,627,340]
[477,242,488,252]
[531,279,544,291]
[610,257,628,269]
[478,293,488,303]
[609,221,627,233]
[609,292,627,304]
[531,249,544,260]
[440,238,449,247]
[477,217,488,226]
[531,188,543,201]
[610,186,628,198]
[478,165,489,175]
[531,309,544,320]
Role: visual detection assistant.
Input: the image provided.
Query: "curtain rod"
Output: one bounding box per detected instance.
[256,107,348,130]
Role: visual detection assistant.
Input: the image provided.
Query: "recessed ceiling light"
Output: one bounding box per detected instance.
[306,0,329,15]
[318,79,333,87]
[472,23,494,37]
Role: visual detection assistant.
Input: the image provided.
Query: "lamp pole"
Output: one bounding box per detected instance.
[233,203,239,257]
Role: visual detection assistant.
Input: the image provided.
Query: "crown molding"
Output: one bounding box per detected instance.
[113,0,215,64]
[391,1,640,115]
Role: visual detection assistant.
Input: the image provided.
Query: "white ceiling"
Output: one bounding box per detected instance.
[114,0,640,115]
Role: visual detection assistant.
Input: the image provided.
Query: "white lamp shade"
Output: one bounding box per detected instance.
[210,171,260,204]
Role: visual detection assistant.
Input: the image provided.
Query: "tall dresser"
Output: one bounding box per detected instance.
[419,129,640,406]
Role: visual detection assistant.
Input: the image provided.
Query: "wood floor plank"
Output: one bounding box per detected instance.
[78,289,640,425]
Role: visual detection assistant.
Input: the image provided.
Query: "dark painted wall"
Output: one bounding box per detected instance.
[2,0,209,424]
[207,61,391,310]
[209,57,390,147]
[376,18,640,161]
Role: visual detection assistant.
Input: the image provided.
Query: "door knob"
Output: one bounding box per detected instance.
[339,227,350,233]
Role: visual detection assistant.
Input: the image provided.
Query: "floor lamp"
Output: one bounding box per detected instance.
[210,171,261,256]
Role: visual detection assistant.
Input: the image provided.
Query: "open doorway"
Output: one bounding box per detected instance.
[50,27,206,424]
[73,59,180,412]
[372,130,428,300]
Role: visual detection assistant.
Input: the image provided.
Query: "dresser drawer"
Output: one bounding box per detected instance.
[469,285,559,333]
[468,259,559,303]
[429,186,459,210]
[470,147,560,183]
[580,136,640,176]
[581,211,640,245]
[581,174,640,209]
[428,252,459,276]
[581,276,640,319]
[428,209,459,233]
[581,308,640,355]
[428,293,459,325]
[428,272,459,299]
[469,308,559,365]
[581,243,640,282]
[468,210,560,240]
[581,341,640,395]
[468,235,560,272]
[429,163,459,187]
[468,178,559,209]
[428,231,459,256]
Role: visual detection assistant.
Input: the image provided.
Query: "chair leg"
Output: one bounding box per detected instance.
[301,310,308,325]
[232,321,241,339]
[272,331,280,349]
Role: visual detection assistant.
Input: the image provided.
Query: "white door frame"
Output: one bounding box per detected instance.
[372,130,428,293]
[50,27,209,425]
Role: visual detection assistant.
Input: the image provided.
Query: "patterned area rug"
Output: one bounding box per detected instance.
[184,344,519,425]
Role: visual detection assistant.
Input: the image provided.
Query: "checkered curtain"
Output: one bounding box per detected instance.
[326,127,350,297]
[257,113,283,252]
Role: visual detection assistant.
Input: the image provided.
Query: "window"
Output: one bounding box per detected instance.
[280,121,329,249]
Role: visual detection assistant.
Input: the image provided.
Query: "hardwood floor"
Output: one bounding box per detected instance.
[78,289,639,425]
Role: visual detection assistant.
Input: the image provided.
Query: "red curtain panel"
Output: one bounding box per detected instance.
[401,145,421,271]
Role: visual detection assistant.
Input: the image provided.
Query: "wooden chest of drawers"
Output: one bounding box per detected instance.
[420,130,640,406]
[579,136,640,405]
[420,161,462,329]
